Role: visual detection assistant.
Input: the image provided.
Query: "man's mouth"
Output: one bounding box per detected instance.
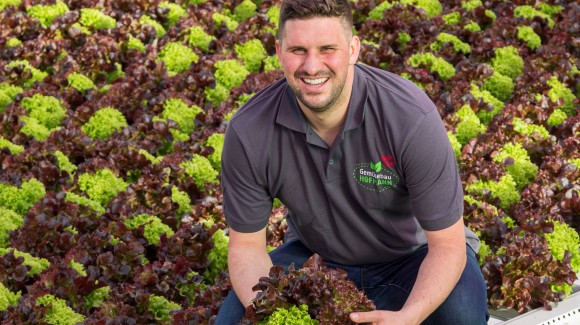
[302,77,328,85]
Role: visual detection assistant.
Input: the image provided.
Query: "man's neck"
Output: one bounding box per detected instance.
[302,107,347,146]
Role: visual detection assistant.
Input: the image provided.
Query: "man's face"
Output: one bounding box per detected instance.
[276,17,360,114]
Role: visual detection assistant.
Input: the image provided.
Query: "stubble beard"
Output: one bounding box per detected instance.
[291,71,347,114]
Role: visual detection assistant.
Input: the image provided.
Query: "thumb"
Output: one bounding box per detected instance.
[350,311,380,323]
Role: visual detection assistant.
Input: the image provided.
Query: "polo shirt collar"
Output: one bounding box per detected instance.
[276,64,367,134]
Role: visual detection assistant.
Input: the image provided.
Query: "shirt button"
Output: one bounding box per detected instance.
[329,159,334,165]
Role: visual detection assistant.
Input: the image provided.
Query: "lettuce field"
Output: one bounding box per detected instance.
[0,0,578,323]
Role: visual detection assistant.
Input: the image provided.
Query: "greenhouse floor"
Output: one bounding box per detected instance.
[487,279,580,325]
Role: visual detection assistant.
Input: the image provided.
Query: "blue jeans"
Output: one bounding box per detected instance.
[215,240,489,324]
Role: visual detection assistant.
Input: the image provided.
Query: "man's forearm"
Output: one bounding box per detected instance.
[228,238,273,307]
[399,244,466,324]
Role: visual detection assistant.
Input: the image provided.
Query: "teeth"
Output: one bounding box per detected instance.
[303,78,327,85]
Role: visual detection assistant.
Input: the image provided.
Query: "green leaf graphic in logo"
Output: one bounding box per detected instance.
[370,161,382,173]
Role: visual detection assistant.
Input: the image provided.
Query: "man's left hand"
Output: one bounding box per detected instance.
[350,310,418,325]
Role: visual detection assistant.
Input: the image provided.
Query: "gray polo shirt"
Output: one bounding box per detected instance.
[222,63,479,265]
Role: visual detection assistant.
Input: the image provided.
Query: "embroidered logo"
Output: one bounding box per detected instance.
[353,157,399,192]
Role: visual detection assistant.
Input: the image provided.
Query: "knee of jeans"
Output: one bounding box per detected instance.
[424,282,488,324]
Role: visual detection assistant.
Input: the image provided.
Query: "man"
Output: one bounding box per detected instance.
[215,0,489,323]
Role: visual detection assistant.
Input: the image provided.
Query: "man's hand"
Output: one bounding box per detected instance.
[350,310,418,325]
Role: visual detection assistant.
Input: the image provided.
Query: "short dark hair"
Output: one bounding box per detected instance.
[278,0,353,40]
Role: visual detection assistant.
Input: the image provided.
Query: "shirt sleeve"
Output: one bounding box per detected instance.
[221,125,273,233]
[401,109,464,231]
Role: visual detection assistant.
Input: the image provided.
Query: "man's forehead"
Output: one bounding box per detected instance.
[280,17,351,40]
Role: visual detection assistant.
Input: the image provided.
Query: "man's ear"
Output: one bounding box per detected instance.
[275,39,282,63]
[349,35,361,65]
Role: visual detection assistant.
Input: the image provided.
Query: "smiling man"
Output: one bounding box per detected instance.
[215,0,489,324]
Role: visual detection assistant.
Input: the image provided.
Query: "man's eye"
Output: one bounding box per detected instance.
[321,47,336,53]
[292,48,306,54]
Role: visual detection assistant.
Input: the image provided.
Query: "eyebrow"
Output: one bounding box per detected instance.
[285,43,339,51]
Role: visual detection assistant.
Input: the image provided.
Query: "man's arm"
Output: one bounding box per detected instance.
[228,226,273,307]
[350,218,467,325]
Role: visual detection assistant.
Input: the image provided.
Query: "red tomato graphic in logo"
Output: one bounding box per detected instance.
[381,155,395,168]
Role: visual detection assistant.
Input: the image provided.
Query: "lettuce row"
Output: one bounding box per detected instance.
[0,248,50,276]
[212,11,239,32]
[84,286,110,309]
[368,1,393,20]
[491,46,523,80]
[80,8,116,30]
[26,1,69,27]
[492,142,538,191]
[54,151,77,176]
[517,25,541,50]
[64,191,105,215]
[180,154,219,189]
[36,294,86,325]
[512,117,550,140]
[188,25,216,52]
[124,214,174,245]
[127,35,146,52]
[546,109,567,126]
[81,107,128,139]
[470,83,503,125]
[461,0,482,11]
[67,72,95,93]
[407,52,455,81]
[0,83,23,112]
[21,93,67,131]
[0,207,23,248]
[455,105,486,145]
[148,294,181,322]
[69,260,87,277]
[236,39,267,73]
[401,0,442,17]
[234,0,257,22]
[161,98,202,136]
[0,0,21,11]
[0,282,21,311]
[464,21,481,32]
[547,76,577,116]
[442,12,460,25]
[138,149,163,165]
[467,174,520,210]
[545,221,580,273]
[430,32,471,54]
[77,168,128,207]
[545,221,580,296]
[483,70,513,102]
[158,42,199,74]
[140,15,166,37]
[514,5,555,28]
[447,131,461,158]
[0,136,24,155]
[159,2,186,26]
[171,186,192,216]
[0,178,46,216]
[206,132,225,171]
[203,228,229,283]
[205,59,250,106]
[6,60,48,88]
[259,304,318,325]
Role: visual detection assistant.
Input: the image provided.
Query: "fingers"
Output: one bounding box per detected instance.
[350,311,379,323]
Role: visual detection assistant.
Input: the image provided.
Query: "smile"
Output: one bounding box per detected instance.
[302,77,328,85]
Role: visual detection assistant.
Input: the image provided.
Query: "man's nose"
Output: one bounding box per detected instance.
[301,52,324,76]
